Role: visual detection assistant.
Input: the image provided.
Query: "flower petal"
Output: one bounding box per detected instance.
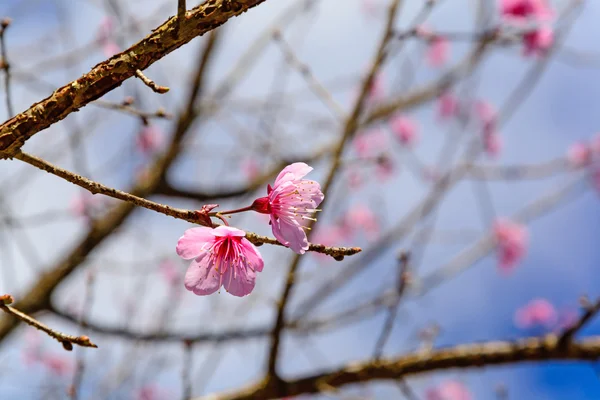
[176,227,215,260]
[275,219,309,254]
[240,238,264,272]
[222,264,256,297]
[212,225,246,237]
[273,162,313,188]
[184,255,221,295]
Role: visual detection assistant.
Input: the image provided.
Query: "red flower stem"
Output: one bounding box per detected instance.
[210,205,253,216]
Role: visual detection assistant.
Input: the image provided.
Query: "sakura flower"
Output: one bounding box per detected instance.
[241,158,260,180]
[500,0,554,21]
[251,163,324,254]
[102,41,120,57]
[426,380,472,400]
[43,354,72,376]
[426,35,450,67]
[176,226,264,297]
[390,114,419,147]
[136,125,163,154]
[342,204,379,239]
[514,298,557,329]
[483,131,503,158]
[353,128,387,158]
[523,25,553,56]
[493,218,528,272]
[437,92,460,120]
[566,142,591,168]
[159,259,180,288]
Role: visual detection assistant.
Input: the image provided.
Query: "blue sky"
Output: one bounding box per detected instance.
[1,0,600,399]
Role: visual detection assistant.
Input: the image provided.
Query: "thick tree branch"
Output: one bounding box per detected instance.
[0,0,269,158]
[197,335,600,400]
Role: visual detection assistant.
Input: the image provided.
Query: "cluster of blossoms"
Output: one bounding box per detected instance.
[500,0,555,56]
[493,218,528,273]
[514,298,578,332]
[176,163,324,297]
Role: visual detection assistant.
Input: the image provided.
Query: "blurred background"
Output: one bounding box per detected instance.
[0,0,600,398]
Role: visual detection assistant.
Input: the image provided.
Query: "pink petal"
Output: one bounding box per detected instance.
[272,217,309,254]
[239,239,264,272]
[212,226,246,237]
[222,263,256,297]
[273,162,313,188]
[184,255,221,296]
[176,227,215,260]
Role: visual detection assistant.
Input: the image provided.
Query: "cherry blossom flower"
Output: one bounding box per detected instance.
[483,131,503,158]
[136,125,163,154]
[251,163,324,254]
[241,158,260,180]
[390,114,419,147]
[437,92,460,120]
[493,218,528,272]
[426,35,450,67]
[353,128,387,158]
[523,25,553,56]
[514,298,557,329]
[176,226,264,297]
[426,380,472,400]
[475,100,502,157]
[567,142,591,168]
[159,259,180,288]
[500,0,553,21]
[96,16,120,57]
[342,204,379,239]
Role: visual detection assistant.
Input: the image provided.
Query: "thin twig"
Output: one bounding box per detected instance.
[135,69,170,93]
[0,294,97,350]
[0,18,13,117]
[558,296,600,346]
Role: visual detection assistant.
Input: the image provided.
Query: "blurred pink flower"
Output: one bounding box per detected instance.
[483,131,503,158]
[500,0,553,21]
[251,163,324,254]
[242,158,260,180]
[426,380,472,400]
[523,25,553,56]
[137,385,170,400]
[42,354,72,376]
[69,192,104,218]
[493,218,528,272]
[343,204,379,239]
[567,142,591,168]
[437,92,460,120]
[426,36,450,67]
[159,259,180,288]
[514,298,557,329]
[96,16,120,57]
[102,41,120,57]
[136,125,163,154]
[177,226,264,297]
[590,132,600,155]
[390,114,419,147]
[353,128,387,158]
[474,100,497,125]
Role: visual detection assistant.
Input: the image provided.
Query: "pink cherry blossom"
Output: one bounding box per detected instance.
[251,163,324,254]
[343,204,379,239]
[353,128,387,158]
[500,0,553,21]
[102,41,120,57]
[493,218,528,272]
[514,298,557,329]
[42,354,72,376]
[437,92,460,120]
[390,114,419,147]
[590,132,600,155]
[523,25,553,56]
[426,36,450,67]
[567,142,591,168]
[176,226,264,297]
[483,131,503,158]
[242,158,260,180]
[474,100,497,124]
[159,259,179,288]
[426,381,472,400]
[136,125,163,154]
[96,16,120,57]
